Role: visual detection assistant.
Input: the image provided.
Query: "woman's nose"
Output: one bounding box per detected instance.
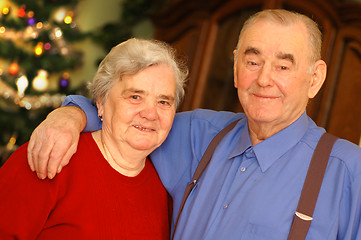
[139,102,158,120]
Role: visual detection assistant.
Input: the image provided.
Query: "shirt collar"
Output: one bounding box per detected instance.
[228,118,253,159]
[229,112,310,172]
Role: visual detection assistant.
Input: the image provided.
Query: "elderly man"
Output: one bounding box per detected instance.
[26,9,361,239]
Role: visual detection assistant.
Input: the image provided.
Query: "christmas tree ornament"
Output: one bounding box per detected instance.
[16,75,29,97]
[53,7,67,23]
[32,70,49,91]
[58,72,70,91]
[28,17,36,26]
[8,62,19,75]
[17,5,26,18]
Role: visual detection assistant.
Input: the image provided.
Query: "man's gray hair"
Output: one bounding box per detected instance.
[235,9,322,63]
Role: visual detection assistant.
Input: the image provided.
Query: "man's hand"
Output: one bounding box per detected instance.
[27,106,86,179]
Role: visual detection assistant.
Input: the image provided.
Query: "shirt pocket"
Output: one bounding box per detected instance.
[241,223,288,240]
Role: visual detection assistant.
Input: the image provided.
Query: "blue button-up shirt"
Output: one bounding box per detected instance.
[64,95,361,240]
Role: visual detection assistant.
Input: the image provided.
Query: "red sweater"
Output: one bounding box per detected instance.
[0,132,170,239]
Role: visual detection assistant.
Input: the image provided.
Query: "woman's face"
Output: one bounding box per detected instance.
[98,64,176,153]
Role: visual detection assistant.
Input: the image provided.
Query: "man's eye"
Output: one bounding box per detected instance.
[279,66,289,70]
[248,61,257,66]
[131,95,140,100]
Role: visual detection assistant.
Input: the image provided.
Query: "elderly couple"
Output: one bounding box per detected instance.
[1,9,361,240]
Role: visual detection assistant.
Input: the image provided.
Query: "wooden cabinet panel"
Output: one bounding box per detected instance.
[327,40,361,144]
[202,9,259,112]
[152,0,361,144]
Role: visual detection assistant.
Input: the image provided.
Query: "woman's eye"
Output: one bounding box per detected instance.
[159,100,170,106]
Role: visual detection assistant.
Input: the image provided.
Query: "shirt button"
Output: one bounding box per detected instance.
[223,204,229,209]
[240,167,246,172]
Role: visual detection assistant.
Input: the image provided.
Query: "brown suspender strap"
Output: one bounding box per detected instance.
[288,132,338,240]
[171,118,241,240]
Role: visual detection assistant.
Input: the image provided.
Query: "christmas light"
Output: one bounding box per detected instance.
[36,22,43,29]
[16,75,29,97]
[64,16,73,24]
[6,134,17,151]
[8,62,19,76]
[0,27,5,34]
[44,42,52,50]
[32,70,49,91]
[64,11,73,24]
[1,5,10,16]
[27,11,34,18]
[54,28,62,38]
[34,42,44,56]
[59,72,70,91]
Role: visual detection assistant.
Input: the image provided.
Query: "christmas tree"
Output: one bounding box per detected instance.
[0,0,87,165]
[0,0,165,165]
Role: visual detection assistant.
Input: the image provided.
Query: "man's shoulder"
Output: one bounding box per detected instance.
[332,138,361,159]
[175,109,245,131]
[331,138,361,177]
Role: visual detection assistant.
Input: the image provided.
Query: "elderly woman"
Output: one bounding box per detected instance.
[0,38,188,239]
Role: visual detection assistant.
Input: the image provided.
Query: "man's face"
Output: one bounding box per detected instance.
[234,19,318,131]
[98,64,176,153]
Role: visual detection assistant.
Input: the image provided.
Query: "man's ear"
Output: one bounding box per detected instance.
[233,49,239,88]
[308,59,327,99]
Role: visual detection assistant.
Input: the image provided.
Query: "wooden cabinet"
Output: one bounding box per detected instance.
[152,0,361,145]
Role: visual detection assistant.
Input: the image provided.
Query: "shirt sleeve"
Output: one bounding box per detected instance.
[62,95,102,132]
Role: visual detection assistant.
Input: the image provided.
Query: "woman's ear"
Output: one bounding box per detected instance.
[308,59,327,99]
[96,100,104,119]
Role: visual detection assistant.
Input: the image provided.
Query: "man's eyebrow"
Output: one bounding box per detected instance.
[158,94,175,101]
[277,52,295,64]
[244,47,260,55]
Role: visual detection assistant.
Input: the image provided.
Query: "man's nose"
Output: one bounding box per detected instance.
[256,64,273,87]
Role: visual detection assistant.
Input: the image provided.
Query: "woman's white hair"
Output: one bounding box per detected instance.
[89,38,188,108]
